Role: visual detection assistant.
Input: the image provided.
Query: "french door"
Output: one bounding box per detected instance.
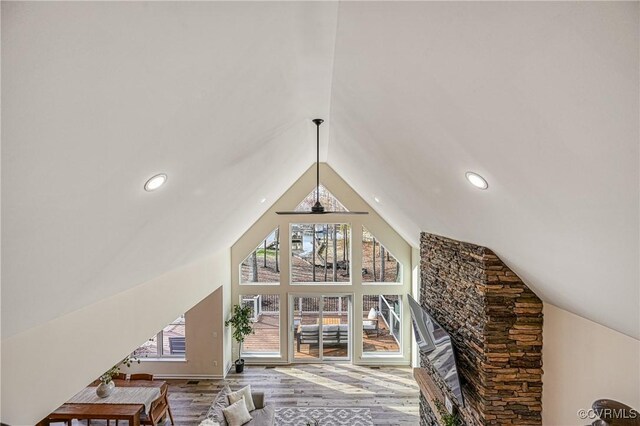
[290,294,352,362]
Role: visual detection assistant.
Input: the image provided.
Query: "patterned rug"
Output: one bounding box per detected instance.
[275,407,373,426]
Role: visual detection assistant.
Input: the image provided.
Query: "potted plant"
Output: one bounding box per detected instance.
[225,304,254,373]
[96,355,139,398]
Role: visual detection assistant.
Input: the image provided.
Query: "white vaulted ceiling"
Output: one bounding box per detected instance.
[3,0,638,341]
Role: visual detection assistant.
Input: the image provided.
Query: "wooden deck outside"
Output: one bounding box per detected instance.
[243,313,400,358]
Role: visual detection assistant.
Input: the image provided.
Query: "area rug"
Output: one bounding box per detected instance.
[275,407,373,426]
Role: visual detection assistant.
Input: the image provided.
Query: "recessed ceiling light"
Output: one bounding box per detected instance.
[144,173,167,192]
[465,172,488,190]
[260,197,267,204]
[374,196,381,203]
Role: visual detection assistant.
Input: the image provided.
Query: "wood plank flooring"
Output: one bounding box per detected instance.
[73,364,419,426]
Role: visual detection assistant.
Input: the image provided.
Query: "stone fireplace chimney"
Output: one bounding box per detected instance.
[418,233,543,425]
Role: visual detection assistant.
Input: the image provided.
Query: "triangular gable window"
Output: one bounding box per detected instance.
[295,184,349,212]
[362,227,402,283]
[240,228,280,284]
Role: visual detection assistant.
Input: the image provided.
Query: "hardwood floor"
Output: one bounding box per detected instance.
[72,364,419,426]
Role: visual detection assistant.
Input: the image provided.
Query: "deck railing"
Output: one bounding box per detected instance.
[242,294,401,347]
[241,294,280,321]
[378,295,401,341]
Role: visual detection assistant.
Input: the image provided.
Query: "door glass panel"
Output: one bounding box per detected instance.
[322,296,350,359]
[293,296,321,360]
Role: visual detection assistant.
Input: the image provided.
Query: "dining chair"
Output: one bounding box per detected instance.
[130,373,154,381]
[161,385,175,425]
[112,373,127,380]
[140,392,172,426]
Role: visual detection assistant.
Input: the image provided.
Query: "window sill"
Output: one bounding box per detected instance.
[137,357,187,362]
[361,353,403,358]
[362,282,403,285]
[291,282,353,285]
[241,353,281,358]
[239,282,280,286]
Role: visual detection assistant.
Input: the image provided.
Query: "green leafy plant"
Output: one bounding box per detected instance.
[224,304,254,361]
[434,399,461,426]
[99,355,140,384]
[305,420,319,426]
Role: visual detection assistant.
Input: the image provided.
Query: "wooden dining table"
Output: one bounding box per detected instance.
[41,379,168,426]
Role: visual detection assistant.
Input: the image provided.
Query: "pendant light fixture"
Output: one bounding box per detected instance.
[276,119,368,215]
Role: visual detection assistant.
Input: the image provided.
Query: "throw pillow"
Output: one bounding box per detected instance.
[222,396,253,426]
[227,385,256,412]
[368,307,378,319]
[206,385,232,426]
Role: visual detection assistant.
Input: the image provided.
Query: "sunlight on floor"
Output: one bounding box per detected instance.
[305,363,418,392]
[387,404,421,416]
[339,363,420,387]
[275,366,376,395]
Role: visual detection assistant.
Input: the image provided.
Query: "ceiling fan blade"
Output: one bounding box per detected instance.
[275,211,368,215]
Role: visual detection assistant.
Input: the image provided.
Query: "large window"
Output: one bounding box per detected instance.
[133,315,186,359]
[241,294,280,355]
[295,185,348,213]
[362,295,401,354]
[290,223,351,283]
[362,227,402,283]
[241,228,280,284]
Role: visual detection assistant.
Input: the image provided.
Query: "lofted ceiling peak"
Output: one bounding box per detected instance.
[2,1,638,342]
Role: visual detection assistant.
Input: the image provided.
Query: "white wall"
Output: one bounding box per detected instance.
[542,303,640,425]
[0,249,230,426]
[126,286,229,379]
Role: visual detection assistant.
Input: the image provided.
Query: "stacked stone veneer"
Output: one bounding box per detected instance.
[420,394,439,426]
[420,233,543,426]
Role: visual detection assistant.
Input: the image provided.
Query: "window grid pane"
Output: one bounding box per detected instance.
[362,227,402,283]
[363,295,401,353]
[133,315,185,358]
[242,294,280,354]
[241,228,280,283]
[291,223,351,283]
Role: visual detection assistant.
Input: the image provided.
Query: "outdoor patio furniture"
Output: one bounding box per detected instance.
[168,336,186,355]
[322,324,340,345]
[297,324,319,352]
[338,324,349,345]
[363,318,379,337]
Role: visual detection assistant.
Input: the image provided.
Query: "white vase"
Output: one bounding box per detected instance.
[96,380,115,398]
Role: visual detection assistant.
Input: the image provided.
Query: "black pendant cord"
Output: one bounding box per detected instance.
[311,118,324,213]
[316,120,320,204]
[275,117,367,215]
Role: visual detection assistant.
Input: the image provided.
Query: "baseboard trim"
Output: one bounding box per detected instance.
[357,361,411,366]
[152,373,226,380]
[224,362,233,378]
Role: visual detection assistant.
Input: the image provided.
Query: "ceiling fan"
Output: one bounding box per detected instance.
[276,119,368,215]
